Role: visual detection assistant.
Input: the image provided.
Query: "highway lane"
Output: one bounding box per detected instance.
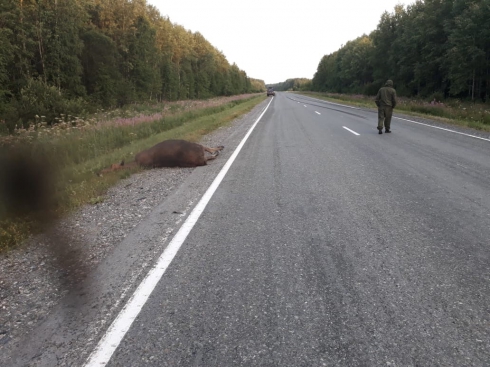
[101,92,489,366]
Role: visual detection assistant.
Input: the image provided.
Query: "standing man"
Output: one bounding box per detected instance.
[375,80,397,134]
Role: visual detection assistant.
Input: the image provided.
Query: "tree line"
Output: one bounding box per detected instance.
[0,0,265,131]
[312,0,490,101]
[266,78,311,92]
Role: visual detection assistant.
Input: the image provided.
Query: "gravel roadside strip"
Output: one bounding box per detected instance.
[0,98,270,366]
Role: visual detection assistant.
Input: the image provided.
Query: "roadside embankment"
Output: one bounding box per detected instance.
[0,94,266,252]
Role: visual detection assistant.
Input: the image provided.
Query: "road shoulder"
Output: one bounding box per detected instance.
[0,98,270,367]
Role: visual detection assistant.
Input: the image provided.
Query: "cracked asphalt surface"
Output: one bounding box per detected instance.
[7,93,490,366]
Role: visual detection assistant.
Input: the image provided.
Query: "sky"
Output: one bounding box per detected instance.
[147,0,413,84]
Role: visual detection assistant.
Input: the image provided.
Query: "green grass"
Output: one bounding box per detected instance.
[296,91,490,132]
[0,95,266,252]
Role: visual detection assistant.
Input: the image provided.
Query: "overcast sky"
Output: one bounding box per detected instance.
[148,0,413,84]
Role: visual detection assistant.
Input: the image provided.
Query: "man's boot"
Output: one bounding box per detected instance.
[378,127,383,134]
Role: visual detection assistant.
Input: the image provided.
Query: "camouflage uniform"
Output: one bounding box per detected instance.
[375,80,397,133]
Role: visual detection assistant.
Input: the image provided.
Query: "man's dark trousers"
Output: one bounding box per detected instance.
[378,105,393,131]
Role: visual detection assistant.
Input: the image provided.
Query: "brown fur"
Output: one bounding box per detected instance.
[101,139,224,173]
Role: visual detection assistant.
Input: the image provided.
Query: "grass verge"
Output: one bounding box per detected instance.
[0,95,266,252]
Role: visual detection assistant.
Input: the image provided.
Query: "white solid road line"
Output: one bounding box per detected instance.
[394,116,490,142]
[296,94,360,110]
[84,97,275,367]
[343,126,360,136]
[315,111,321,115]
[298,94,489,143]
[320,99,360,110]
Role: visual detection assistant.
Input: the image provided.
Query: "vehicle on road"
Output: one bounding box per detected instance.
[267,87,275,96]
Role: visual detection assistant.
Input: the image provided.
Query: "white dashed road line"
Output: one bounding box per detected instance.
[315,111,321,115]
[295,95,360,110]
[304,105,307,107]
[343,126,360,136]
[291,94,489,143]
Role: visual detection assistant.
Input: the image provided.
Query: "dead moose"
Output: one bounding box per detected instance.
[101,139,224,173]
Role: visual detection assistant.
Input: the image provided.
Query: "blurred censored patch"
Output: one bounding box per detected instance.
[0,147,57,222]
[0,147,87,282]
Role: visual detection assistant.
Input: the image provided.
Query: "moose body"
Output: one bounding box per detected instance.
[136,139,224,167]
[101,139,224,173]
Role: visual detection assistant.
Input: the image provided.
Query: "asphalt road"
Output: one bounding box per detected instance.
[7,92,489,366]
[103,93,490,366]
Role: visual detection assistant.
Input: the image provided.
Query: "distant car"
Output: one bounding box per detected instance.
[267,87,275,96]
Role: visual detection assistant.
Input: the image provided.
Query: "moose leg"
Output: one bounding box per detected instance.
[205,154,218,161]
[203,145,224,154]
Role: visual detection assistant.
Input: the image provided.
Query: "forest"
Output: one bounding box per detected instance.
[311,0,490,101]
[0,0,265,132]
[266,78,312,92]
